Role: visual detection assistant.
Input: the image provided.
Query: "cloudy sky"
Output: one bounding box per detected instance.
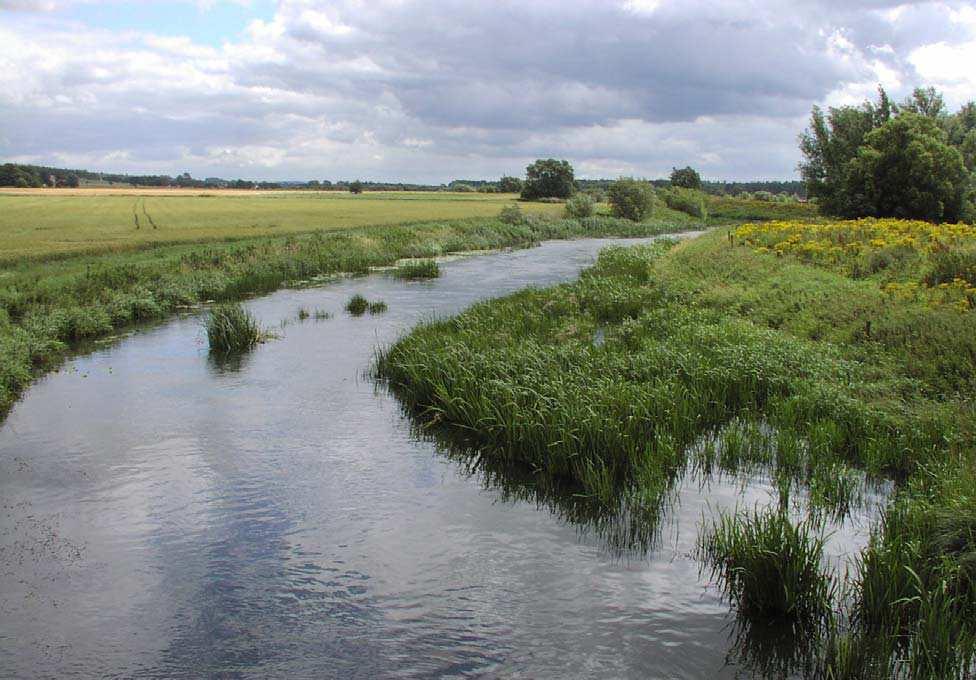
[2,0,975,183]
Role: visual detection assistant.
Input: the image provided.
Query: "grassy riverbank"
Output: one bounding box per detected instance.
[377,228,976,677]
[0,212,698,419]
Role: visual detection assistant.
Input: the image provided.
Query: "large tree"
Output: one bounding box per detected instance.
[847,113,968,222]
[800,86,975,222]
[521,159,575,200]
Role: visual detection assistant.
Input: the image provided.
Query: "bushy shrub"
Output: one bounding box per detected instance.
[607,177,655,221]
[498,204,524,224]
[584,188,606,203]
[660,186,709,220]
[564,193,595,218]
[670,166,702,190]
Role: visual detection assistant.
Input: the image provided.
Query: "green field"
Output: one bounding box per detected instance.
[0,190,560,261]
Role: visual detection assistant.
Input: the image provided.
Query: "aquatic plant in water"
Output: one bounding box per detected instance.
[206,303,267,353]
[395,259,440,280]
[699,507,834,623]
[345,294,369,316]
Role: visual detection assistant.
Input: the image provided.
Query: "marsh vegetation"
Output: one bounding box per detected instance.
[377,227,976,677]
[206,303,269,354]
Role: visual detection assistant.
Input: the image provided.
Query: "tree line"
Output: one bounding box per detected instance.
[800,86,976,222]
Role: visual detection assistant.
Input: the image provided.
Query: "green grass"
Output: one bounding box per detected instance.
[345,294,369,316]
[375,229,976,676]
[699,507,835,622]
[394,259,441,280]
[706,194,820,223]
[0,190,561,262]
[206,303,267,353]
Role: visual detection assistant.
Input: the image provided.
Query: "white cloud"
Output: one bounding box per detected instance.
[1,0,974,182]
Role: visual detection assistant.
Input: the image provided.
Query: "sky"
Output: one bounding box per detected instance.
[2,0,976,183]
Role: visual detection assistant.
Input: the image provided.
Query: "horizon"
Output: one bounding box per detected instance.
[2,1,975,182]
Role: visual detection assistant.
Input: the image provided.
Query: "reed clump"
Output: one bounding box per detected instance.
[699,507,834,623]
[345,294,369,316]
[395,259,440,280]
[206,303,268,353]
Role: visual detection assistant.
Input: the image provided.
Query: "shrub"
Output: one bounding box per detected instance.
[660,187,709,220]
[607,177,655,221]
[498,204,524,225]
[564,193,595,218]
[584,188,606,203]
[206,303,265,353]
[670,166,702,190]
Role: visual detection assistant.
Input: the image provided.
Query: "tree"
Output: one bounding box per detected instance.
[846,113,969,222]
[799,101,880,216]
[607,177,655,221]
[65,173,80,188]
[902,86,946,119]
[349,180,364,194]
[497,176,523,193]
[670,166,702,190]
[520,159,575,200]
[800,85,975,222]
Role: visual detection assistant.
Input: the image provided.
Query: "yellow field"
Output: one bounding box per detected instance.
[0,189,559,260]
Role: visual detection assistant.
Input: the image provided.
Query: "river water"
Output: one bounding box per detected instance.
[0,236,880,679]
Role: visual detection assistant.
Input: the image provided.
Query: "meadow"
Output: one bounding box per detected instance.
[0,189,560,261]
[377,224,976,677]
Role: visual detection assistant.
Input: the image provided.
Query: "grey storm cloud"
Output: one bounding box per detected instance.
[1,0,975,181]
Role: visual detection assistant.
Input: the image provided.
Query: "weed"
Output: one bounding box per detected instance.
[699,507,835,623]
[395,259,440,280]
[206,303,266,353]
[345,294,369,316]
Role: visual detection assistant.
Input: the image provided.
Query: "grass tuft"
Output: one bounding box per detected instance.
[345,294,369,316]
[395,259,440,280]
[699,506,835,623]
[206,303,267,353]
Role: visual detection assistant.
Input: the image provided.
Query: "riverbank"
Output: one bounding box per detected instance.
[0,213,699,419]
[377,228,976,677]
